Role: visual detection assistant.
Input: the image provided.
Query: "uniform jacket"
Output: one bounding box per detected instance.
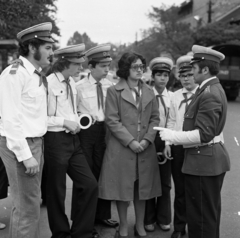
[182,77,230,176]
[98,78,161,201]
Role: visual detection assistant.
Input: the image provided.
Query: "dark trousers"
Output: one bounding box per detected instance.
[72,123,111,221]
[185,173,225,238]
[0,157,8,199]
[144,135,171,225]
[171,145,187,232]
[44,131,98,238]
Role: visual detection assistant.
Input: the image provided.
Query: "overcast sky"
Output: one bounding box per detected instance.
[55,0,185,46]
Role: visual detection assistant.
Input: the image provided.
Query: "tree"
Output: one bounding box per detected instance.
[145,4,194,61]
[0,0,60,40]
[67,31,97,50]
[193,22,240,46]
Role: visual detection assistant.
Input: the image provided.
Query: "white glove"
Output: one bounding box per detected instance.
[154,127,201,145]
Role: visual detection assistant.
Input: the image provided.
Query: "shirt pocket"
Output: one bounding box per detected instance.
[24,88,45,103]
[81,90,96,99]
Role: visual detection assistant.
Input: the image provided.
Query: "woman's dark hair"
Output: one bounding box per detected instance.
[18,38,47,57]
[116,52,146,80]
[197,60,220,76]
[46,58,71,76]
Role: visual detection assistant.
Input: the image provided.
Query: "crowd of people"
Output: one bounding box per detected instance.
[0,22,230,238]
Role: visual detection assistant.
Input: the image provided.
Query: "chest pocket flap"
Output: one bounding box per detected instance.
[184,111,194,119]
[52,88,66,96]
[82,90,96,99]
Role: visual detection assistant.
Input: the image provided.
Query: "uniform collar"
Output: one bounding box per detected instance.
[89,73,106,85]
[19,56,42,75]
[55,72,66,82]
[199,76,216,89]
[153,87,168,96]
[182,85,199,94]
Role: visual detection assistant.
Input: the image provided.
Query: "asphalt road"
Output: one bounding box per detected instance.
[0,97,239,238]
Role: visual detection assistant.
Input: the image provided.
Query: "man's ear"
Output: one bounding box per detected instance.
[28,44,37,54]
[88,64,93,71]
[202,66,209,75]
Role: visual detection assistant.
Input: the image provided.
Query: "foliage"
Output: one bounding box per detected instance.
[193,22,240,46]
[67,31,97,50]
[128,4,195,63]
[0,0,60,40]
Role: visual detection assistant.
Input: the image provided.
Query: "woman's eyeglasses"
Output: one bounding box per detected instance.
[131,64,145,71]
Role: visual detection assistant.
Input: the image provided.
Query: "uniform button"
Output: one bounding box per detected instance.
[198,151,200,154]
[61,90,63,93]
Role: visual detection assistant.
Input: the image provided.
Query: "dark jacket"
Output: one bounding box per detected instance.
[182,77,230,176]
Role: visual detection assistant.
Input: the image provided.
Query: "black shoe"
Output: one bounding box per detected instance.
[96,219,119,228]
[171,230,186,238]
[92,229,100,238]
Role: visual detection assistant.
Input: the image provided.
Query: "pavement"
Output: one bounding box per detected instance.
[1,97,240,238]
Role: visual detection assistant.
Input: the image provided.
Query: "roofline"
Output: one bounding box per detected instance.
[215,4,240,22]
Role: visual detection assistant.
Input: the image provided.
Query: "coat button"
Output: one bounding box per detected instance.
[198,151,200,154]
[61,90,63,93]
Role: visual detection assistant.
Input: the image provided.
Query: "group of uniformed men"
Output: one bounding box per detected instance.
[0,21,230,238]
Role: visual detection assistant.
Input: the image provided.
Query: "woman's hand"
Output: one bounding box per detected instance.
[140,139,150,150]
[129,140,144,153]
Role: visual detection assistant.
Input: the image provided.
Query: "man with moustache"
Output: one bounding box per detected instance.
[158,45,230,238]
[144,57,173,232]
[0,22,54,238]
[72,44,118,238]
[44,44,98,238]
[164,55,198,238]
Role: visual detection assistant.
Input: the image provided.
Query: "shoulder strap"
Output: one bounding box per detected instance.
[9,59,24,75]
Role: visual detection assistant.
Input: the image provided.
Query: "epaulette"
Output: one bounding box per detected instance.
[9,59,24,75]
[204,85,211,93]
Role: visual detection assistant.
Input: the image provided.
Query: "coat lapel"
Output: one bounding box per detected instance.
[115,78,137,108]
[141,83,154,110]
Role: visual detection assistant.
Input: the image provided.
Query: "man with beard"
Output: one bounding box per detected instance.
[44,44,98,238]
[164,55,198,238]
[158,45,230,238]
[0,22,54,238]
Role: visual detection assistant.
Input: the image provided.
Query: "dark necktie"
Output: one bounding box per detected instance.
[96,81,104,111]
[63,79,75,114]
[178,92,194,111]
[156,94,167,116]
[34,70,48,89]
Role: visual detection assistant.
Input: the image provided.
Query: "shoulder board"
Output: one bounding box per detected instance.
[9,59,24,75]
[204,85,211,93]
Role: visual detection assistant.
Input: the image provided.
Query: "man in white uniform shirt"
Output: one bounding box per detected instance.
[73,44,118,233]
[44,44,98,238]
[144,57,173,232]
[164,55,198,238]
[0,22,54,238]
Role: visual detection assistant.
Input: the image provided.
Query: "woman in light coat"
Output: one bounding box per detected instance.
[99,52,161,237]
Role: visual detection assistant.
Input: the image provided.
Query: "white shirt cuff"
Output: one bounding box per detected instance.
[15,146,33,162]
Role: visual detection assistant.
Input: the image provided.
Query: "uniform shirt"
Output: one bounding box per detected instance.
[0,56,47,162]
[47,72,78,132]
[167,86,199,131]
[153,87,173,127]
[76,74,113,122]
